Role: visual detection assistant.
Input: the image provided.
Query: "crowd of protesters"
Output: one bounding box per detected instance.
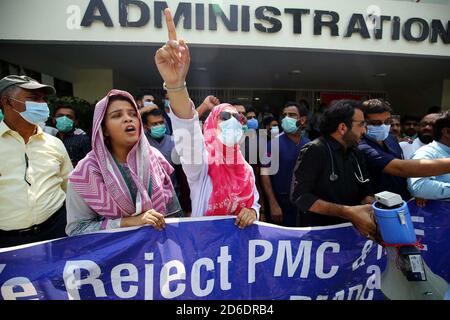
[1,9,449,248]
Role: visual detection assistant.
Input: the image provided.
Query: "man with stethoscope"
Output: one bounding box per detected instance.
[290,100,378,240]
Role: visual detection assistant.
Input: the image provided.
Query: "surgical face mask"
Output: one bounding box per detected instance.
[281,117,299,134]
[143,101,155,107]
[247,118,259,130]
[366,124,391,141]
[150,124,166,139]
[271,126,280,135]
[56,116,74,133]
[10,98,50,125]
[164,99,170,108]
[0,109,3,122]
[218,117,243,147]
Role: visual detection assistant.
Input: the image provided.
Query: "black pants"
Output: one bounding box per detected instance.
[0,204,67,248]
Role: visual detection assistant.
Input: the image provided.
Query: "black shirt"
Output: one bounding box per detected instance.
[290,136,373,227]
[62,131,91,167]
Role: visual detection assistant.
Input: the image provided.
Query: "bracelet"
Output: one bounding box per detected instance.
[163,82,186,92]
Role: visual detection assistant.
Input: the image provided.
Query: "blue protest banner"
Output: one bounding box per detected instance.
[0,201,449,300]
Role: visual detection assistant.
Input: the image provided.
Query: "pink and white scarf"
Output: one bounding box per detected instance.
[203,104,255,216]
[69,89,175,218]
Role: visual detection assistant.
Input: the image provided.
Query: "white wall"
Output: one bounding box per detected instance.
[73,69,114,103]
[0,0,449,57]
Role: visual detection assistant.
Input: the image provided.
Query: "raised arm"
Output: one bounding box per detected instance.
[155,8,192,119]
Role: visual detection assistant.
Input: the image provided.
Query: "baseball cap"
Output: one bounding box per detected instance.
[0,75,56,96]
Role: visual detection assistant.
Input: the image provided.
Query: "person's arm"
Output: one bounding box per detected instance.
[156,9,210,185]
[196,95,220,119]
[308,200,376,238]
[408,176,450,200]
[361,196,375,205]
[59,144,74,192]
[235,171,261,228]
[138,104,158,115]
[155,8,191,120]
[384,158,450,178]
[260,173,283,224]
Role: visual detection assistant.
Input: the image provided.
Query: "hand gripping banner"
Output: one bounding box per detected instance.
[0,201,449,300]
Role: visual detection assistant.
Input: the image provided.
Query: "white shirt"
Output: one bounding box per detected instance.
[400,137,427,160]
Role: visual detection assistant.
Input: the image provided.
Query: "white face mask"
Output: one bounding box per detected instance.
[10,98,50,125]
[366,124,391,141]
[217,117,243,147]
[271,126,280,135]
[143,101,155,107]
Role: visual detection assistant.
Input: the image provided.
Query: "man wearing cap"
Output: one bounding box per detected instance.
[0,75,73,248]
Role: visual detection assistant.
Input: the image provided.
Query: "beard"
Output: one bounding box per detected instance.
[418,133,434,144]
[343,130,359,149]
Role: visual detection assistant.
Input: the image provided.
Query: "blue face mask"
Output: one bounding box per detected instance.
[218,117,243,147]
[150,124,166,138]
[11,99,50,125]
[281,117,299,134]
[0,109,3,122]
[366,124,391,141]
[56,116,74,133]
[247,118,259,130]
[271,126,280,135]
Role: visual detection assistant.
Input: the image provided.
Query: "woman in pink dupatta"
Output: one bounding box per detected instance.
[65,89,181,236]
[154,9,259,228]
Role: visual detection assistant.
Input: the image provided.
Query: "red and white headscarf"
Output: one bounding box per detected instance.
[69,89,175,218]
[202,104,255,216]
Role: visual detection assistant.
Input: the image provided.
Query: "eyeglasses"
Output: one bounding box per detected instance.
[352,120,367,128]
[246,115,256,120]
[219,111,247,124]
[366,119,390,126]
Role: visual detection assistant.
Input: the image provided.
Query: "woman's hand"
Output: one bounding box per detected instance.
[155,8,190,88]
[235,208,257,229]
[121,209,166,231]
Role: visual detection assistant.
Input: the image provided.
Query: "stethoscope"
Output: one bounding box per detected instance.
[325,142,370,184]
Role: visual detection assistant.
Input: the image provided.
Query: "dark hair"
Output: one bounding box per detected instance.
[141,109,163,125]
[320,99,361,136]
[107,95,135,107]
[263,116,276,128]
[427,106,442,115]
[298,99,310,111]
[362,99,393,116]
[434,111,450,141]
[283,101,308,117]
[54,104,77,119]
[246,106,257,114]
[401,114,420,125]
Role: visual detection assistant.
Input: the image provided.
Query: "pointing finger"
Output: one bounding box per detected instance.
[164,8,177,41]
